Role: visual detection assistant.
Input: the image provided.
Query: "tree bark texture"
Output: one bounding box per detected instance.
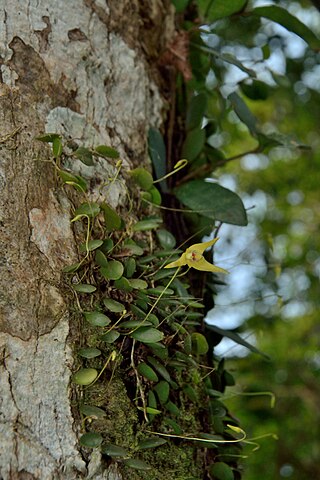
[0,1,174,478]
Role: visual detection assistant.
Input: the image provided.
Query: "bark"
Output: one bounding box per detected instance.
[0,1,174,478]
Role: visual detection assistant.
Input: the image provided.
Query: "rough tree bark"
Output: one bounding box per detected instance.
[0,1,174,478]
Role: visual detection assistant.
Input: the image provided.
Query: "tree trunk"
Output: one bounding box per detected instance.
[0,1,174,478]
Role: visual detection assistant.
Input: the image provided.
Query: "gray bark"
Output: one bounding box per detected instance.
[0,1,174,478]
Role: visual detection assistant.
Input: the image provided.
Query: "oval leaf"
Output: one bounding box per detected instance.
[123,458,152,471]
[181,128,206,161]
[191,332,209,355]
[74,146,94,166]
[137,437,167,449]
[73,368,98,385]
[100,330,120,343]
[84,311,111,327]
[131,327,164,344]
[100,260,124,280]
[130,167,153,191]
[79,432,103,448]
[73,284,97,293]
[74,202,100,218]
[154,380,170,405]
[209,462,234,480]
[79,239,103,252]
[102,444,129,457]
[137,363,159,382]
[80,405,106,418]
[78,347,101,358]
[95,144,120,159]
[103,298,125,312]
[156,229,176,249]
[175,179,248,226]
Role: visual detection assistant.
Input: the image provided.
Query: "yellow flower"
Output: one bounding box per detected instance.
[164,238,228,273]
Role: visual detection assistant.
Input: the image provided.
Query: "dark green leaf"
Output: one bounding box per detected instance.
[100,260,124,280]
[154,380,170,404]
[100,330,120,343]
[94,144,120,159]
[252,5,320,51]
[209,462,234,480]
[156,229,176,249]
[74,146,94,166]
[128,279,148,290]
[186,93,207,130]
[147,356,171,382]
[103,298,125,312]
[131,327,164,344]
[124,258,136,278]
[228,92,258,135]
[84,311,111,327]
[72,283,96,293]
[36,133,61,143]
[200,0,248,21]
[79,432,103,448]
[78,347,101,358]
[62,262,81,273]
[123,458,152,471]
[165,400,181,416]
[58,170,87,192]
[74,202,100,218]
[80,405,106,418]
[100,203,122,230]
[133,219,161,231]
[94,250,108,267]
[79,239,103,252]
[137,437,167,449]
[181,128,206,161]
[137,363,159,382]
[191,332,209,355]
[175,180,248,226]
[114,277,133,292]
[206,324,269,358]
[240,80,270,101]
[102,444,129,457]
[148,127,168,193]
[52,137,63,158]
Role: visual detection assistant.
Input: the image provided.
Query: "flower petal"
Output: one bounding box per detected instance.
[187,257,229,273]
[164,253,187,269]
[186,238,219,255]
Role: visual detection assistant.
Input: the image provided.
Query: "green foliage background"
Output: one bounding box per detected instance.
[173,0,320,478]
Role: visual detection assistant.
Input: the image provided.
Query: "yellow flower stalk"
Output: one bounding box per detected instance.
[164,238,228,274]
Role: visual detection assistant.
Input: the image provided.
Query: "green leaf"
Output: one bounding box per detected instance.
[100,203,122,231]
[171,0,190,13]
[181,128,206,161]
[62,262,81,273]
[79,239,103,252]
[100,260,124,280]
[74,146,94,166]
[206,324,269,359]
[72,283,97,293]
[78,347,102,358]
[156,229,176,249]
[120,240,144,256]
[149,186,162,206]
[165,400,181,416]
[131,327,164,344]
[137,363,159,382]
[183,385,198,403]
[209,462,234,480]
[124,258,136,278]
[72,368,98,385]
[100,330,120,343]
[58,170,87,192]
[200,0,248,21]
[114,277,133,292]
[186,93,207,130]
[133,219,161,231]
[79,432,103,448]
[252,5,320,51]
[228,92,258,135]
[36,133,61,143]
[154,380,170,405]
[94,250,108,267]
[137,437,167,449]
[121,319,152,328]
[191,332,209,355]
[74,202,100,218]
[147,356,171,382]
[240,80,270,101]
[84,311,111,327]
[103,298,125,312]
[80,404,106,418]
[123,458,152,471]
[148,127,168,193]
[175,180,248,226]
[130,167,153,191]
[94,144,120,159]
[52,136,63,158]
[128,279,148,290]
[101,444,129,457]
